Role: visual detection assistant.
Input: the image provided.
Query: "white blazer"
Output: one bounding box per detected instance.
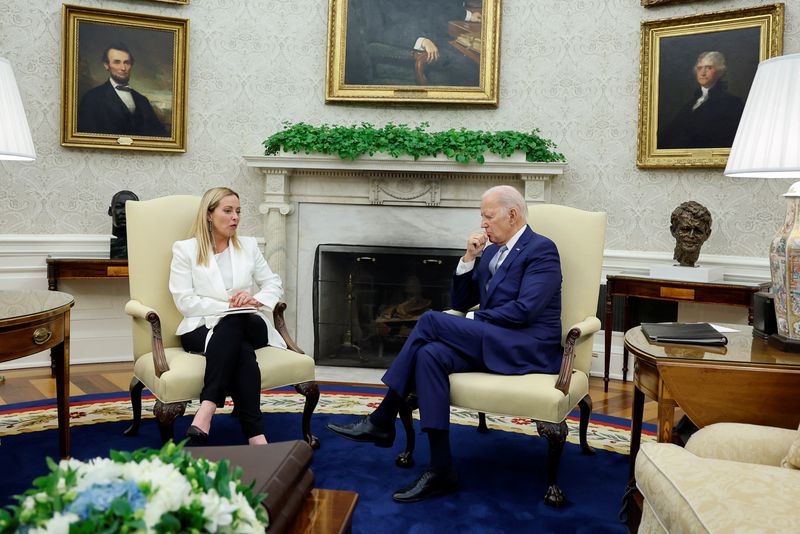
[169,236,287,349]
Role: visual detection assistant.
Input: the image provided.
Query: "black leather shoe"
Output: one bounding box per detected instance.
[326,415,395,448]
[392,469,459,503]
[185,425,209,446]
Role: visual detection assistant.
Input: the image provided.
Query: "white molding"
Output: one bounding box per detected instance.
[0,234,111,257]
[602,249,770,283]
[244,152,567,176]
[0,235,771,374]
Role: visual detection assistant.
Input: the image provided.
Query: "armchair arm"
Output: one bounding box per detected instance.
[272,302,304,354]
[124,299,170,378]
[555,316,601,395]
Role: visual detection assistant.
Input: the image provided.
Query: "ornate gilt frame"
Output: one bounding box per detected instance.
[325,0,502,105]
[637,4,783,168]
[61,5,189,152]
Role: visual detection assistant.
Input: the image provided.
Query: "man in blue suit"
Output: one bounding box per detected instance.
[328,185,562,502]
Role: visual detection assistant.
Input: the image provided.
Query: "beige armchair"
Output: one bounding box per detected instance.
[636,422,800,532]
[122,195,319,447]
[396,204,608,507]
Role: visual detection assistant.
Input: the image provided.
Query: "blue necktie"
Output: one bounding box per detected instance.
[488,245,507,275]
[485,245,507,290]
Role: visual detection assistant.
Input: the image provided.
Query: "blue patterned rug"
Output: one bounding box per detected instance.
[0,385,654,532]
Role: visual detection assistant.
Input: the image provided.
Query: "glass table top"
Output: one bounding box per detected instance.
[625,324,800,368]
[0,290,74,322]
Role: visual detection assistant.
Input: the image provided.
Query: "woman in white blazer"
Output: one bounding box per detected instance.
[169,187,284,445]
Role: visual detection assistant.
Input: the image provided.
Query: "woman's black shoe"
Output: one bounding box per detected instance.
[186,425,209,445]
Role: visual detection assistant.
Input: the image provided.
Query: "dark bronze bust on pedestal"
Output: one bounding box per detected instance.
[670,201,712,267]
[109,190,139,259]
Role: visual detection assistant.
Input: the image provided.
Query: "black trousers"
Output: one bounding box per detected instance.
[181,314,268,439]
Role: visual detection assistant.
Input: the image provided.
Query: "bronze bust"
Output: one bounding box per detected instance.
[670,201,712,267]
[108,190,139,259]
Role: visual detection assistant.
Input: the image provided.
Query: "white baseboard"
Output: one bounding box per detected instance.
[0,235,769,371]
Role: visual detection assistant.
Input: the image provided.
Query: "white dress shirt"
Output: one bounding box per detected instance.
[111,79,136,113]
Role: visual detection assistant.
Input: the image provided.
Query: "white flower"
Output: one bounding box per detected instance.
[227,488,264,534]
[72,458,124,492]
[22,496,35,511]
[118,458,191,529]
[29,511,79,534]
[199,489,238,532]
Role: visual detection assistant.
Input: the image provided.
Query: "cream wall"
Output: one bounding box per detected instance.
[0,0,795,370]
[1,0,798,249]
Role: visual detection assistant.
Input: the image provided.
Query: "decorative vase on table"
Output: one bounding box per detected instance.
[769,182,800,350]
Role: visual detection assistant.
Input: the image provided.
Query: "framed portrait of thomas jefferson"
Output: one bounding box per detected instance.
[61,5,188,152]
[636,4,783,168]
[326,0,501,105]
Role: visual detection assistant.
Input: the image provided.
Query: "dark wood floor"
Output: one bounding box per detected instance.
[0,362,663,425]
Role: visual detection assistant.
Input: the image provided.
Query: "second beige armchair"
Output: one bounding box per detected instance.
[123,195,319,447]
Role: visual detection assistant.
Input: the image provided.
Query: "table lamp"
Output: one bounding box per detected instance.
[724,52,800,350]
[0,57,35,386]
[0,57,36,161]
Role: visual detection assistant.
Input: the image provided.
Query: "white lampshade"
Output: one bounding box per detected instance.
[724,53,800,179]
[0,57,36,161]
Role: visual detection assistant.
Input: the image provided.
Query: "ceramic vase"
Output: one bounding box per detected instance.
[770,183,800,339]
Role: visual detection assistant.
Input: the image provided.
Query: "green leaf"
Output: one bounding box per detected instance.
[263,122,564,164]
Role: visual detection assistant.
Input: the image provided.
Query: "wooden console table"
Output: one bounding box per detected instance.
[0,290,74,458]
[603,274,769,392]
[46,258,129,291]
[625,324,800,480]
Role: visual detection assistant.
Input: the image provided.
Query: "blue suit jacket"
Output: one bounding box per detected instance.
[451,226,563,374]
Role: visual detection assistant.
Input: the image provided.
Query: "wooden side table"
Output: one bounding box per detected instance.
[0,290,74,458]
[624,324,800,480]
[288,489,359,534]
[46,257,129,291]
[603,274,769,392]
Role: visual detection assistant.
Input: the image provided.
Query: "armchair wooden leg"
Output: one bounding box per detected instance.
[123,378,145,437]
[578,394,595,455]
[396,393,417,468]
[153,400,187,444]
[477,412,490,433]
[295,381,320,450]
[536,420,568,507]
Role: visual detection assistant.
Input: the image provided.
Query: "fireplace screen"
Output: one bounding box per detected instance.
[314,244,464,368]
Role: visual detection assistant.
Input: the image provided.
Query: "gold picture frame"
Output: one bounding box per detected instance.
[325,0,501,105]
[61,4,189,152]
[637,4,783,168]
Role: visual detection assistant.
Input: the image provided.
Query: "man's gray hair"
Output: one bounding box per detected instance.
[482,185,528,219]
[696,51,727,76]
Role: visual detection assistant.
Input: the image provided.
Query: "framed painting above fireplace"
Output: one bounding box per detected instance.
[325,0,502,105]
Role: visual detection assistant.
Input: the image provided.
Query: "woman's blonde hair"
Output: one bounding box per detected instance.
[191,187,241,266]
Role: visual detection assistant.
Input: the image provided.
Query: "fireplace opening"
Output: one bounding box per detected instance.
[313,244,464,368]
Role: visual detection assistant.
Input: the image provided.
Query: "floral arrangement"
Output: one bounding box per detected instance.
[0,441,268,533]
[263,121,566,164]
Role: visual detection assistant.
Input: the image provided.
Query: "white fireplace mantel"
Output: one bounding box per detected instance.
[244,152,566,281]
[243,152,566,354]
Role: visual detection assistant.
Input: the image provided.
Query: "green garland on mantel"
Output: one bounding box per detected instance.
[263,121,566,164]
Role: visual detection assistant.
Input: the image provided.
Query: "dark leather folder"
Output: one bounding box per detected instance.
[189,440,314,533]
[641,322,728,346]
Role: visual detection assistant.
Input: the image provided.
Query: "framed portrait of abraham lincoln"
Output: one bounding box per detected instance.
[326,0,501,105]
[636,4,784,168]
[61,5,189,152]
